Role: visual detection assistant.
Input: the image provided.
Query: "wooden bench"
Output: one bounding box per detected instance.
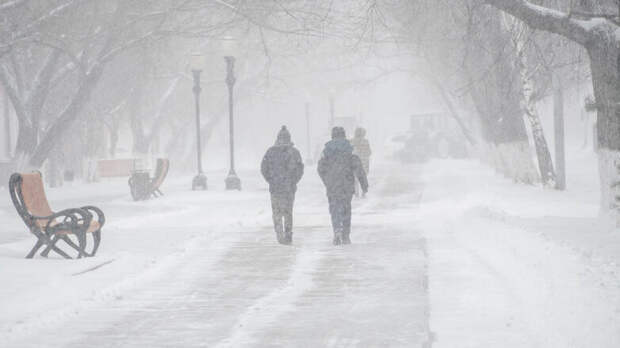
[97,158,137,178]
[128,158,170,200]
[9,172,105,259]
[149,158,169,198]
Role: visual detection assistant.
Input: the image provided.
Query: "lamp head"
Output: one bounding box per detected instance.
[221,36,238,57]
[189,53,204,72]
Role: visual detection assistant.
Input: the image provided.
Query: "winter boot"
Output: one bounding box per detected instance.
[333,229,343,245]
[275,228,285,244]
[342,233,351,245]
[274,217,285,244]
[282,233,292,245]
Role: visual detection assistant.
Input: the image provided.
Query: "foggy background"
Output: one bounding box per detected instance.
[1,1,619,347]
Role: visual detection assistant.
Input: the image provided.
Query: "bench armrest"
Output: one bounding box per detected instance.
[42,208,93,236]
[81,205,105,227]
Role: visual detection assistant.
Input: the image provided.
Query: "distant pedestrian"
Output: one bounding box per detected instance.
[350,127,371,197]
[318,127,368,245]
[261,126,304,245]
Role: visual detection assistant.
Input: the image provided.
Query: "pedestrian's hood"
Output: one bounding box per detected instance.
[323,139,353,157]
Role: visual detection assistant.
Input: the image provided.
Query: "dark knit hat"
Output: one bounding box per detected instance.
[331,126,346,139]
[277,125,291,143]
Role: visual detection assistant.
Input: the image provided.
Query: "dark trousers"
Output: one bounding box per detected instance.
[328,196,352,237]
[271,192,295,241]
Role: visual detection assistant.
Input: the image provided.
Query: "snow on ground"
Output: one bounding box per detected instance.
[0,164,430,347]
[0,171,275,344]
[1,155,620,347]
[420,155,620,347]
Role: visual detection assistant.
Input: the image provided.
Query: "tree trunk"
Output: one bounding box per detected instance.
[485,0,620,212]
[465,8,538,183]
[519,70,556,187]
[109,127,119,158]
[589,42,620,212]
[509,17,556,186]
[427,70,477,146]
[14,121,36,163]
[554,81,566,190]
[28,64,105,168]
[130,113,150,155]
[128,76,179,157]
[2,88,10,158]
[525,109,556,185]
[46,143,63,188]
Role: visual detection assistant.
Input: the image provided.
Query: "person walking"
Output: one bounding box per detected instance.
[318,127,369,245]
[350,127,371,197]
[261,126,304,245]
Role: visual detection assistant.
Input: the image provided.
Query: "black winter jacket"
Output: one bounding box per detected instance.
[317,139,368,198]
[261,142,304,194]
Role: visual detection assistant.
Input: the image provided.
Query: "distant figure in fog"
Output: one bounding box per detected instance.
[350,127,371,197]
[261,126,304,245]
[318,127,369,245]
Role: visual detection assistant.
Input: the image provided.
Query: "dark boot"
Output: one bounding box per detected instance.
[275,222,285,244]
[333,229,343,245]
[282,232,292,245]
[342,233,351,245]
[276,233,286,244]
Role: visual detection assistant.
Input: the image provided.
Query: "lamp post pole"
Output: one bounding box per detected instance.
[329,95,335,130]
[305,102,313,165]
[224,56,241,190]
[2,86,11,158]
[191,69,207,190]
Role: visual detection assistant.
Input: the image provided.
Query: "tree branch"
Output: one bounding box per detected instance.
[0,66,27,124]
[26,49,61,122]
[484,0,593,46]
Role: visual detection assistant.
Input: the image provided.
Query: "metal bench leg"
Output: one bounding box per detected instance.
[40,234,58,257]
[76,232,87,258]
[50,245,72,259]
[91,230,102,256]
[62,233,100,257]
[26,239,44,259]
[41,235,72,259]
[58,235,82,253]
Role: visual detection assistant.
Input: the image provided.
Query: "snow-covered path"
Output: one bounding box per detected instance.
[2,164,430,347]
[4,159,619,347]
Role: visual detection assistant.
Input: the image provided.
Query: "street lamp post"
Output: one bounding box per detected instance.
[191,67,207,190]
[305,102,313,165]
[224,56,241,190]
[328,94,335,130]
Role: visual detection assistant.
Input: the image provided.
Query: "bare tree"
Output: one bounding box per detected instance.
[485,0,620,209]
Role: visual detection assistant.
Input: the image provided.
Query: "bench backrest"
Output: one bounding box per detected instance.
[9,172,53,228]
[152,158,169,189]
[97,159,137,178]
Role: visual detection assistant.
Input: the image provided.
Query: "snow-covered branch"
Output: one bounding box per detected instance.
[0,0,27,12]
[484,0,594,46]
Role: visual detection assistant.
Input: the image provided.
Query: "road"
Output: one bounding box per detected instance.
[9,164,430,347]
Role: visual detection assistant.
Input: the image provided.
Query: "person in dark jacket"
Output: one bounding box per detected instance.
[261,126,304,245]
[318,127,368,245]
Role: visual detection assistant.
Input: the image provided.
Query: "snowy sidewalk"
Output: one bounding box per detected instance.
[0,172,276,345]
[4,158,620,347]
[1,164,430,347]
